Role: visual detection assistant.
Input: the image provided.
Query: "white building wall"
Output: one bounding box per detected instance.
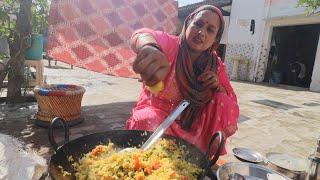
[226,0,320,92]
[224,0,266,81]
[254,0,320,91]
[267,0,311,18]
[255,14,320,83]
[310,35,320,92]
[220,16,229,45]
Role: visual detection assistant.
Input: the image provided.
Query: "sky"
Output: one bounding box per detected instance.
[177,0,203,7]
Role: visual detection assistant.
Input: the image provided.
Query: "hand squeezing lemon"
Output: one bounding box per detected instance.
[146,81,164,94]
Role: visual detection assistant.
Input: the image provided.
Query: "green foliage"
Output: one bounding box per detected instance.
[0,0,50,96]
[297,0,320,14]
[0,53,8,61]
[31,0,50,34]
[0,0,50,37]
[0,0,19,38]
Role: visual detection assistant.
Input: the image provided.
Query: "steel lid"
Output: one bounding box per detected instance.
[232,147,265,163]
[266,152,307,172]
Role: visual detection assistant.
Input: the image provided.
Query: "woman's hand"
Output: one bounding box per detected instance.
[133,45,170,86]
[198,71,226,92]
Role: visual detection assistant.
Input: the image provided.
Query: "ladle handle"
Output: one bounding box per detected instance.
[141,100,189,150]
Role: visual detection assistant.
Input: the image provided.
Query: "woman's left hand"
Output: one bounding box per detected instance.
[198,71,226,93]
[198,71,219,89]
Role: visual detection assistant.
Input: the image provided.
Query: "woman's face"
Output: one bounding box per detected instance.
[185,10,221,53]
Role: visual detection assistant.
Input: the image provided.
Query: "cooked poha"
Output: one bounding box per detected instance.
[73,139,203,180]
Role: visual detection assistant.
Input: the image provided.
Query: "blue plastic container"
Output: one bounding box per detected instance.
[25,34,43,60]
[270,71,282,84]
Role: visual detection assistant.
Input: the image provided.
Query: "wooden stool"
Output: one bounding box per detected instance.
[231,56,250,80]
[24,59,44,86]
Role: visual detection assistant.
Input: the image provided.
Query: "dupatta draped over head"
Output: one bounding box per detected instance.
[176,5,225,130]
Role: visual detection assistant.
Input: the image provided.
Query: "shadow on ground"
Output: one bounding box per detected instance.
[44,65,71,69]
[234,80,311,92]
[0,101,136,160]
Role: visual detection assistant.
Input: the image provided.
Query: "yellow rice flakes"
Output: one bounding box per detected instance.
[74,139,203,180]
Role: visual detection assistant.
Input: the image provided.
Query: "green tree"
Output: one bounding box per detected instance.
[31,0,50,34]
[0,0,50,104]
[297,0,320,14]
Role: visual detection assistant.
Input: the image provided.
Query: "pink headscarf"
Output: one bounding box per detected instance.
[176,5,225,130]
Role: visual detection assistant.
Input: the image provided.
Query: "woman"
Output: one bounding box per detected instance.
[126,5,239,155]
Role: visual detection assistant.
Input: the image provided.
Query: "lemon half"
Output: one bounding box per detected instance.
[146,81,164,94]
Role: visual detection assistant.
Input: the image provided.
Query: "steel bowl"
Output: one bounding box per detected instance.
[217,162,290,180]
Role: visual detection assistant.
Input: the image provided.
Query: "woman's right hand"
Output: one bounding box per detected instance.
[133,45,170,86]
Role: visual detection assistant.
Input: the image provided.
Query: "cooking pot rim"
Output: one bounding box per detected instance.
[48,117,225,179]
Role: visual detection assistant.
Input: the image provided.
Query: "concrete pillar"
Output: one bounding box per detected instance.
[310,35,320,92]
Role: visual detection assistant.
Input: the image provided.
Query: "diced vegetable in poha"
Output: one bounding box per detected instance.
[74,139,203,180]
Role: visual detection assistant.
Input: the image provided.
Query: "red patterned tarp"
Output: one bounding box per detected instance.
[46,0,178,78]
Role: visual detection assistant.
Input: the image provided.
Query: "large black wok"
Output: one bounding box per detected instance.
[48,117,224,180]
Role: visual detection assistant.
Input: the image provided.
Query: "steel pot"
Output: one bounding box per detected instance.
[217,162,290,180]
[266,152,307,180]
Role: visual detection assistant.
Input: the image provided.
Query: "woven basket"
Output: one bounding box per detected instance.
[33,84,85,126]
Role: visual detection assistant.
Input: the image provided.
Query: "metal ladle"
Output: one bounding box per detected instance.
[121,100,190,152]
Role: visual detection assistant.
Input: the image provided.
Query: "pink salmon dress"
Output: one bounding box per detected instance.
[126,28,239,155]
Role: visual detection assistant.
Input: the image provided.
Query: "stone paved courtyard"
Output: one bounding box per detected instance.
[1,60,320,175]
